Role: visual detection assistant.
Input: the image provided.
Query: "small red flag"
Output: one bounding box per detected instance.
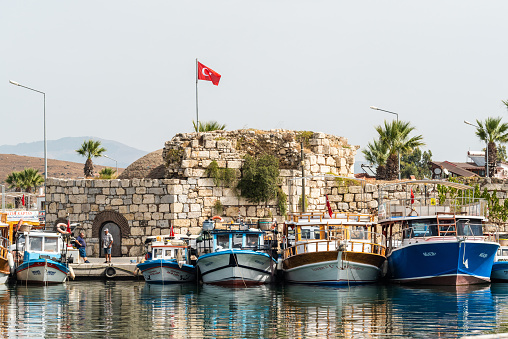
[325,194,333,218]
[410,189,415,205]
[197,61,221,86]
[66,218,71,233]
[170,224,175,237]
[21,194,25,206]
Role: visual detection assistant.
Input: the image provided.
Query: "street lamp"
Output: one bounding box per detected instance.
[370,106,401,180]
[464,120,489,177]
[9,80,47,199]
[102,154,118,175]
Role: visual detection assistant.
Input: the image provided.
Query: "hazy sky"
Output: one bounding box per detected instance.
[3,1,508,164]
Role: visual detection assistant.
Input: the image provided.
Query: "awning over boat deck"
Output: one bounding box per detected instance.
[381,179,473,191]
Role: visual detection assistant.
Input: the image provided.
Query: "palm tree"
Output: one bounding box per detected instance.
[6,171,23,208]
[474,117,508,177]
[76,139,107,177]
[192,120,226,132]
[99,167,116,179]
[19,168,44,193]
[362,139,389,180]
[374,120,425,180]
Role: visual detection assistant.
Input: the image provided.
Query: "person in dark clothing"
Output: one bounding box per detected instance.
[76,232,90,263]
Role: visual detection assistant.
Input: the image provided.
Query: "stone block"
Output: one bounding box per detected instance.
[136,187,147,194]
[173,219,191,227]
[159,204,170,212]
[168,185,183,195]
[143,195,155,204]
[227,161,242,169]
[96,195,106,204]
[131,227,144,236]
[171,203,183,213]
[343,194,354,202]
[111,198,123,206]
[199,188,213,197]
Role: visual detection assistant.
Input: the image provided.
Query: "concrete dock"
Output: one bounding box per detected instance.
[69,256,145,280]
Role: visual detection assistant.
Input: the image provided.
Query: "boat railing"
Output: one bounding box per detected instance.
[379,197,487,221]
[0,236,8,260]
[286,211,375,223]
[283,227,386,260]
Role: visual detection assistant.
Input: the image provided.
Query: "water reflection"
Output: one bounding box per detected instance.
[3,281,508,338]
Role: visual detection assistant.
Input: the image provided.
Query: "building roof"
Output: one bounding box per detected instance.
[431,161,478,177]
[117,149,165,179]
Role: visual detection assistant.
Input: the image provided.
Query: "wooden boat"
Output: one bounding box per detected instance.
[0,214,14,284]
[15,230,70,284]
[379,180,499,285]
[137,235,196,283]
[282,211,386,285]
[196,222,278,286]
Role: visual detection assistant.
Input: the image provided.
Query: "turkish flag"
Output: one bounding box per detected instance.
[197,62,221,86]
[325,194,333,218]
[67,218,71,233]
[21,194,25,206]
[411,189,415,205]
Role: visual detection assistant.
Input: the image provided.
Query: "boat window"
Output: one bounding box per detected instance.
[165,249,173,257]
[232,234,243,248]
[44,237,58,252]
[350,227,368,240]
[217,234,229,249]
[29,237,43,252]
[406,221,437,238]
[457,220,483,236]
[153,248,163,259]
[502,249,508,256]
[246,234,258,247]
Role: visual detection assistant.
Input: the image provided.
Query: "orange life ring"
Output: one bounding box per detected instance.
[56,223,69,234]
[212,216,223,222]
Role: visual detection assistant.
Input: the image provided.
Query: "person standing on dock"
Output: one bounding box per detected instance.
[102,228,113,263]
[75,232,90,263]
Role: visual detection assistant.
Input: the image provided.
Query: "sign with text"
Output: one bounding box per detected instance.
[7,210,42,223]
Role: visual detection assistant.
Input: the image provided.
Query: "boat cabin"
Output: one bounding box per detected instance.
[16,231,64,262]
[197,229,272,256]
[144,236,190,263]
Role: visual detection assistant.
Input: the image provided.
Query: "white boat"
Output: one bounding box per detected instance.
[15,230,70,284]
[196,224,278,286]
[282,211,386,285]
[137,235,196,283]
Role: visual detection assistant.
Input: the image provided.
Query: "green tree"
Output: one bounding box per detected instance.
[473,117,508,177]
[400,148,433,179]
[362,139,389,180]
[19,168,44,193]
[237,154,281,205]
[192,120,226,132]
[99,167,116,179]
[75,140,107,177]
[368,120,424,180]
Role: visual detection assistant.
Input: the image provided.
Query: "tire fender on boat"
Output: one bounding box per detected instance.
[105,266,117,278]
[68,266,75,280]
[7,253,14,275]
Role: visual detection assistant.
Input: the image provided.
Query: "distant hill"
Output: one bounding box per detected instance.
[0,154,120,185]
[0,137,149,168]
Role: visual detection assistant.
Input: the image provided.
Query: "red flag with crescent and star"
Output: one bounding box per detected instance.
[411,189,415,205]
[197,61,221,86]
[325,194,333,218]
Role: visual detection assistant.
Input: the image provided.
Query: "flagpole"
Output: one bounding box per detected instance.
[195,58,199,130]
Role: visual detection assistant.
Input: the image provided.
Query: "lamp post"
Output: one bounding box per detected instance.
[9,80,47,198]
[464,120,489,177]
[370,106,401,180]
[102,154,118,175]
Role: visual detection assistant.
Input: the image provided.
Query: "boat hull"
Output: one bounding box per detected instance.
[137,259,195,283]
[197,250,276,286]
[491,261,508,282]
[387,240,498,285]
[16,259,69,284]
[283,251,384,285]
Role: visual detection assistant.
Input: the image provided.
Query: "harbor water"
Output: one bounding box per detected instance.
[3,280,508,338]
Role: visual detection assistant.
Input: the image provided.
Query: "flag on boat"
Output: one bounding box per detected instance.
[410,189,414,205]
[66,218,71,233]
[21,194,25,206]
[325,194,333,218]
[197,61,221,86]
[170,224,175,237]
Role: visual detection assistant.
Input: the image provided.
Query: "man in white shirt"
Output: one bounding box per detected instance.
[102,228,114,263]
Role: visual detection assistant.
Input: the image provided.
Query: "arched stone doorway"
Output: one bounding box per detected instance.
[92,210,130,257]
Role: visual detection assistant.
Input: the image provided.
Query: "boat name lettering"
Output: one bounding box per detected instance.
[204,262,213,266]
[423,252,436,257]
[254,260,264,265]
[479,253,488,258]
[311,264,336,271]
[47,271,55,276]
[149,271,161,276]
[32,270,41,275]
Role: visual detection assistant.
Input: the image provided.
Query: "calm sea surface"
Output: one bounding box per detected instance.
[2,280,508,338]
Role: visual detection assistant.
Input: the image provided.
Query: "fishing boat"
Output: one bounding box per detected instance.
[196,221,278,285]
[491,241,508,282]
[0,215,14,284]
[137,235,196,283]
[15,230,70,284]
[379,180,499,285]
[282,211,386,285]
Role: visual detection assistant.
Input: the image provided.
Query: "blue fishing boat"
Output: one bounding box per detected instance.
[379,180,499,285]
[15,230,70,284]
[137,236,195,283]
[491,243,508,282]
[196,222,278,286]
